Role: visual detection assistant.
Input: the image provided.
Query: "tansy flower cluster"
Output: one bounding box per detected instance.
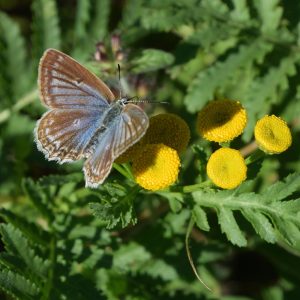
[197,100,292,189]
[117,113,190,191]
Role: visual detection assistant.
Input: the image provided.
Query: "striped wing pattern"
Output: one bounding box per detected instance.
[84,104,149,187]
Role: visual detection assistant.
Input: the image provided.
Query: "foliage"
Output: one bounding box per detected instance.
[1,0,300,299]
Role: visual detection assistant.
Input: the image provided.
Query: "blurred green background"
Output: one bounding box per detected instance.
[0,0,300,299]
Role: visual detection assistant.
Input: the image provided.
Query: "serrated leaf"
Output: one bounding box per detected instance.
[140,259,178,281]
[241,209,277,243]
[0,12,28,103]
[22,178,54,221]
[90,0,111,41]
[253,0,282,33]
[156,192,183,213]
[184,40,272,112]
[0,268,40,300]
[273,218,300,245]
[217,208,247,247]
[243,54,298,141]
[31,0,61,62]
[131,49,175,73]
[89,200,136,229]
[74,0,91,43]
[113,242,151,273]
[192,173,300,247]
[263,172,300,203]
[0,224,50,279]
[0,209,51,247]
[192,206,210,231]
[38,173,83,187]
[231,0,250,22]
[89,184,139,229]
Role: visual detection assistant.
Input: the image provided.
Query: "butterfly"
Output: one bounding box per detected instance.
[34,49,149,188]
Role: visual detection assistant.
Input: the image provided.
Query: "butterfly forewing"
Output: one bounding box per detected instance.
[39,49,115,109]
[84,104,149,187]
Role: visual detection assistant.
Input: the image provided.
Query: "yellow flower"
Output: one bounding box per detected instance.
[115,143,143,164]
[132,143,180,191]
[207,148,247,189]
[254,115,292,154]
[197,100,247,143]
[143,113,190,153]
[116,113,190,163]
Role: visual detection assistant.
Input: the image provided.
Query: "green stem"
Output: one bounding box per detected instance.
[245,149,266,165]
[182,181,212,193]
[41,236,56,300]
[185,218,212,291]
[113,163,132,181]
[0,89,38,124]
[122,163,135,181]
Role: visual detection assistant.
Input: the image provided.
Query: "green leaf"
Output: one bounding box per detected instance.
[243,54,298,141]
[22,178,54,222]
[0,12,28,103]
[184,39,272,112]
[217,208,247,247]
[0,268,40,300]
[253,0,282,33]
[90,0,111,41]
[89,184,140,229]
[241,209,277,243]
[192,173,300,247]
[0,224,50,279]
[230,0,250,22]
[0,209,51,247]
[113,242,178,281]
[31,0,61,62]
[131,49,175,73]
[157,192,183,213]
[192,205,210,231]
[74,0,91,43]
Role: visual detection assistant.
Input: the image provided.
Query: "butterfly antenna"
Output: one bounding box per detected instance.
[117,64,123,98]
[127,98,169,105]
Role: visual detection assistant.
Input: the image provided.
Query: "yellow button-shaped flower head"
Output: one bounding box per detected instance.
[115,143,143,164]
[254,115,292,154]
[197,100,247,142]
[143,113,190,154]
[207,148,247,189]
[132,143,180,191]
[116,113,190,163]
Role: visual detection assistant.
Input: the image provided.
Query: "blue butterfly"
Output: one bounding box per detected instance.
[35,49,149,188]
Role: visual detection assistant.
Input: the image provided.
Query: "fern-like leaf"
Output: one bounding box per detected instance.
[74,0,91,44]
[0,224,50,279]
[192,173,300,247]
[89,183,140,229]
[31,0,61,64]
[243,53,298,141]
[184,39,273,112]
[253,0,282,33]
[22,178,54,222]
[0,209,50,247]
[0,12,28,104]
[131,49,175,73]
[0,268,40,300]
[90,0,111,41]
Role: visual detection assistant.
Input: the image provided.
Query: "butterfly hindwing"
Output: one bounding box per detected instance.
[35,108,108,162]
